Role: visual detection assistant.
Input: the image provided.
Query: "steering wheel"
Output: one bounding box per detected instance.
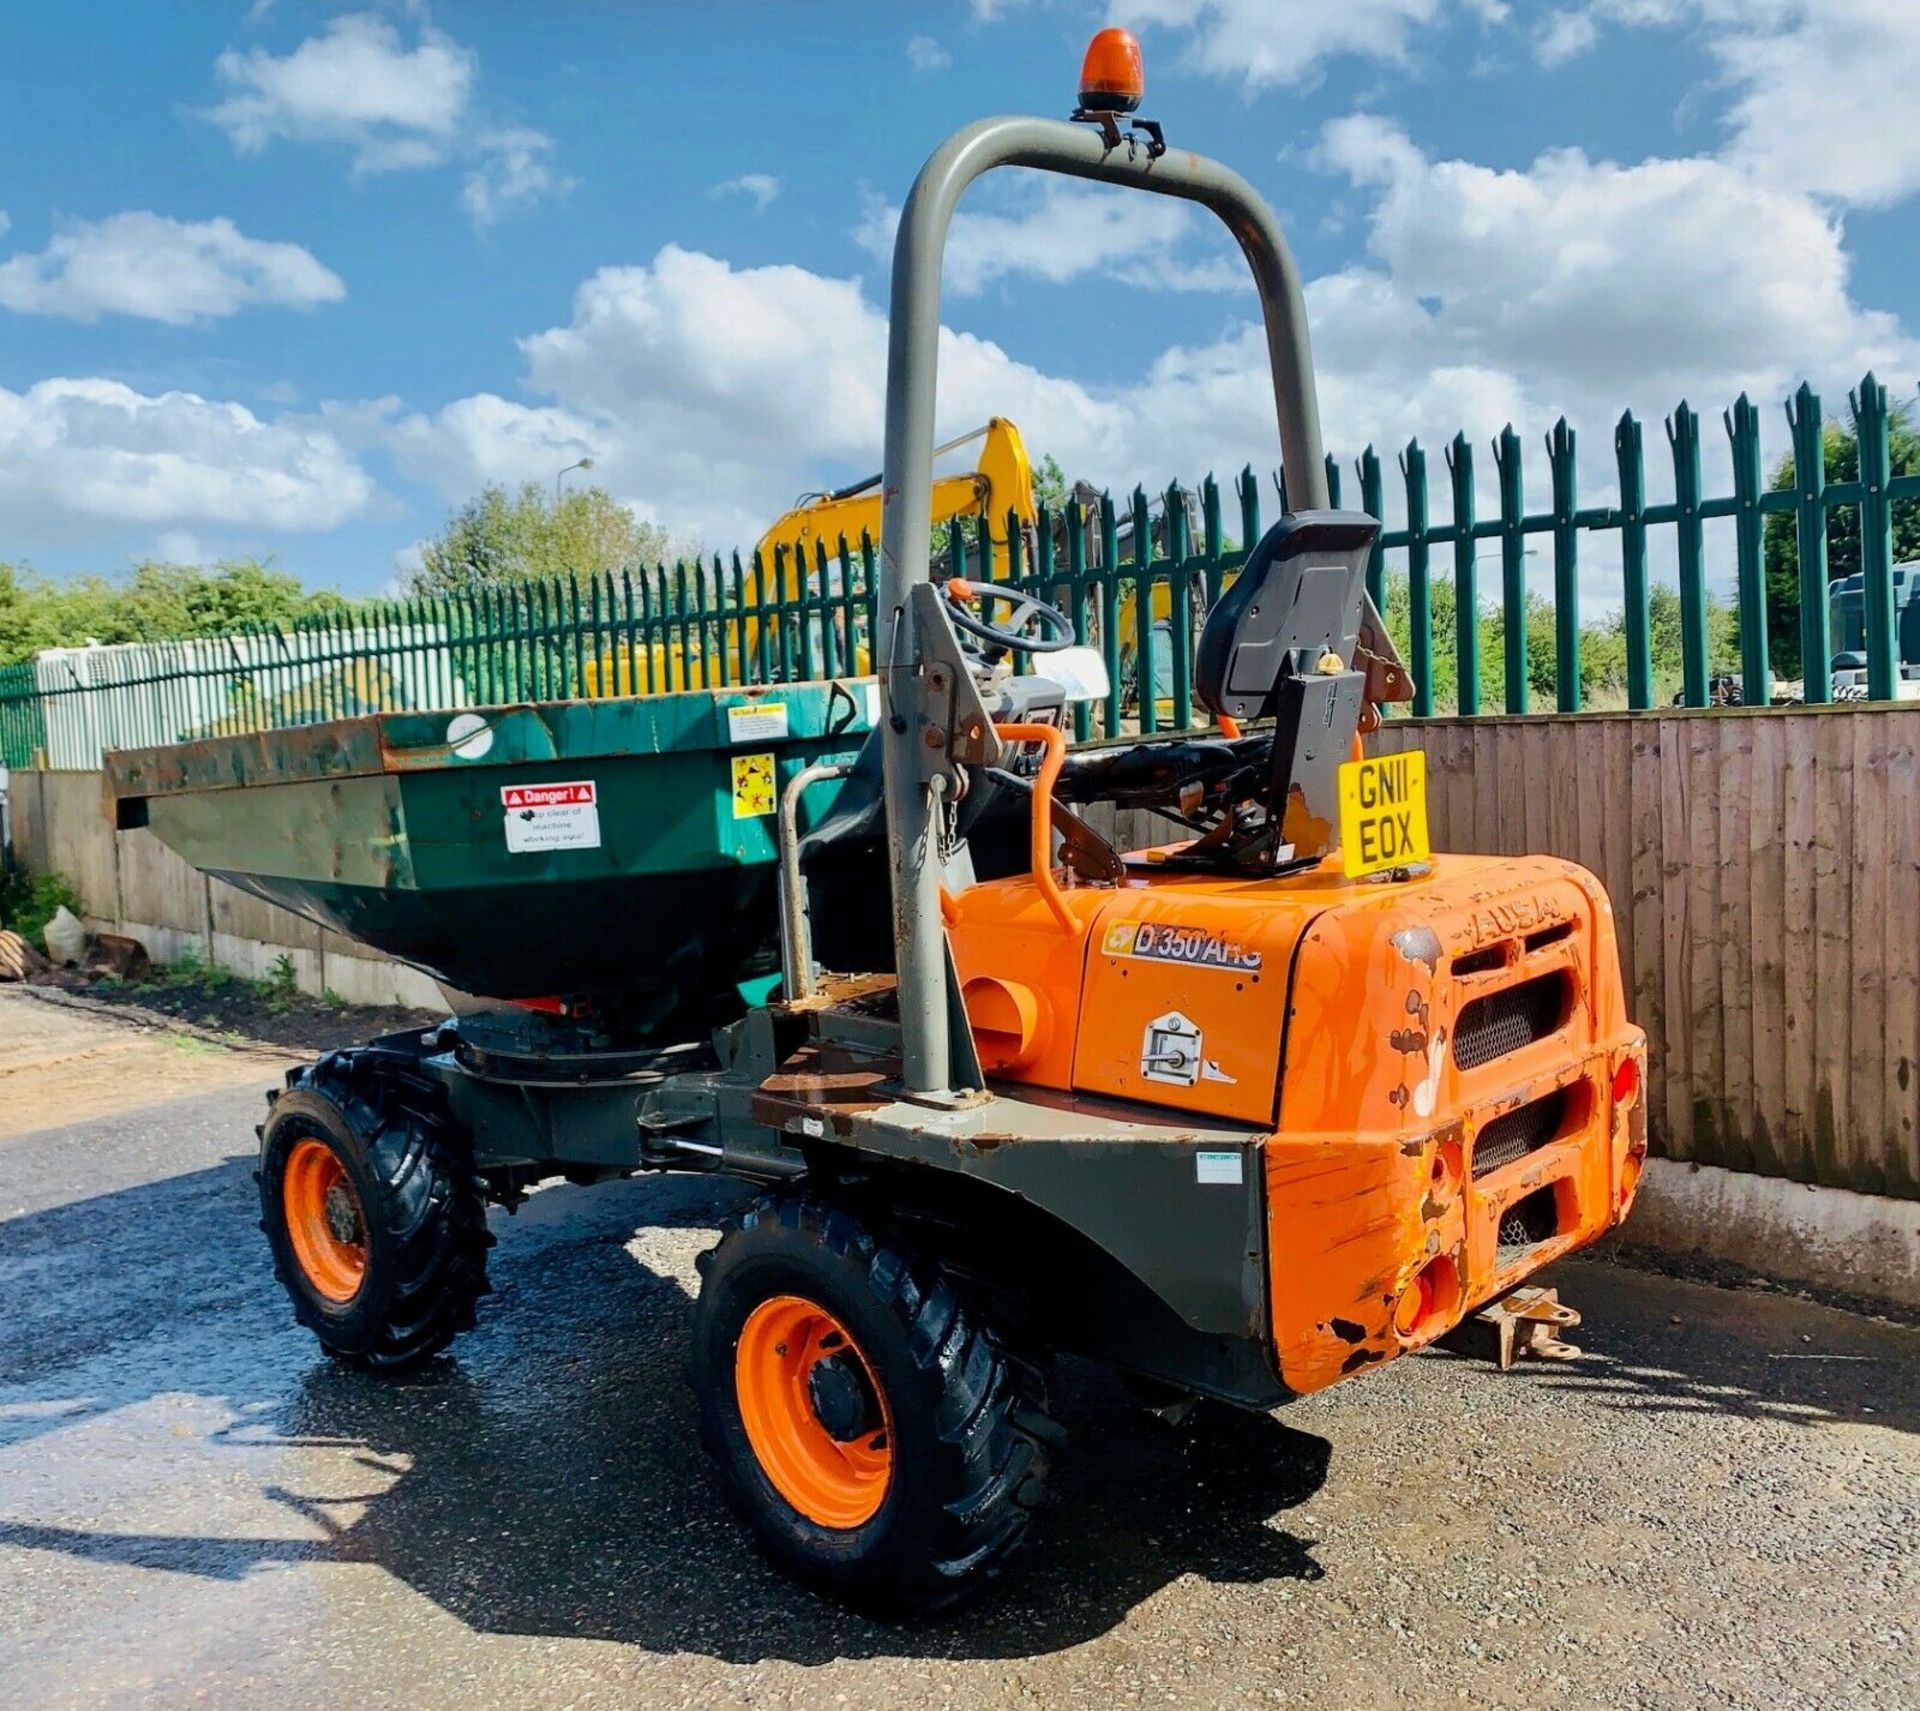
[942,578,1077,654]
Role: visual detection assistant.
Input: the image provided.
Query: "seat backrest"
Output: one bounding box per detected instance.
[1194,510,1380,724]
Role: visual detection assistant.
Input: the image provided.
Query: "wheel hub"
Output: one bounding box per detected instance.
[323,1183,362,1246]
[807,1354,880,1442]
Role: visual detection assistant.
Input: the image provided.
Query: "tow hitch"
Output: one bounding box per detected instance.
[1445,1287,1584,1370]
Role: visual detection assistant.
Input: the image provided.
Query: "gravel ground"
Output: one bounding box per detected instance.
[22,968,438,1053]
[0,1044,1915,1710]
[0,986,300,1139]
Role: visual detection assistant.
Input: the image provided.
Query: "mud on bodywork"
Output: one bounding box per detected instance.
[1264,853,1646,1396]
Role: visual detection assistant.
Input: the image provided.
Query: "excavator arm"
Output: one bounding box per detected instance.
[587,418,1036,694]
[741,418,1037,670]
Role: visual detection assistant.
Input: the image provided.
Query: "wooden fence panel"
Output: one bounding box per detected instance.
[1375,706,1919,1199]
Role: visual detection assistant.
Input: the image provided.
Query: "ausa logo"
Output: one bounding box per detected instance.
[1103,920,1263,972]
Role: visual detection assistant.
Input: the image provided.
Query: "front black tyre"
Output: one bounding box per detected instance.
[689,1190,1060,1615]
[258,1052,492,1372]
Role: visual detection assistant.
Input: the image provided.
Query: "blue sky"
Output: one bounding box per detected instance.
[2,0,1915,598]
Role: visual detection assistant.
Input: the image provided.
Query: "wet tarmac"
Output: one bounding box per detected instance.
[2,1064,1917,1710]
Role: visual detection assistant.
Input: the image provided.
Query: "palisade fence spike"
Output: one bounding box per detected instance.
[1725,393,1769,705]
[1495,423,1528,715]
[1615,409,1653,710]
[1446,430,1480,715]
[1667,400,1709,707]
[1401,437,1433,716]
[1099,489,1121,738]
[1850,371,1899,702]
[1359,443,1386,612]
[1130,485,1155,735]
[1548,416,1580,713]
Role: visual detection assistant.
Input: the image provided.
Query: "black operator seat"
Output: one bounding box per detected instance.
[1193,510,1380,724]
[1187,510,1385,867]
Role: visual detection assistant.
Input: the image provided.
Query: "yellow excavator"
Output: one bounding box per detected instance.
[585,418,1037,694]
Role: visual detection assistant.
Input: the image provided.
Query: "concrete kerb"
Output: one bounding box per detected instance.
[1621,1157,1920,1315]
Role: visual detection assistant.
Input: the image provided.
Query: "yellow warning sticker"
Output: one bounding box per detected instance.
[731,752,776,819]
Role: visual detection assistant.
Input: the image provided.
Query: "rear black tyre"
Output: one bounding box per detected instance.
[689,1190,1060,1614]
[258,1052,492,1372]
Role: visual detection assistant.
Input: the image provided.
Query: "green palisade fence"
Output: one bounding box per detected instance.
[3,371,1917,771]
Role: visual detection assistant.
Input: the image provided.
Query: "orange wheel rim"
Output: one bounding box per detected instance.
[734,1294,893,1529]
[282,1137,369,1304]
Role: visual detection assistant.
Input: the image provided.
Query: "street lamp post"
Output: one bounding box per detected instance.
[554,457,594,505]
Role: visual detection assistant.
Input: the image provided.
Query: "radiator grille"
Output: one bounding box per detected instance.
[1454,972,1568,1070]
[1472,1087,1569,1178]
[1496,1185,1562,1260]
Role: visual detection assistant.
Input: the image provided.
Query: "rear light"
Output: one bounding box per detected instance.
[1611,1056,1639,1108]
[1620,1148,1645,1203]
[1392,1253,1461,1341]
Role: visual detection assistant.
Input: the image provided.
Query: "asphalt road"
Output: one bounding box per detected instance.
[2,1060,1916,1710]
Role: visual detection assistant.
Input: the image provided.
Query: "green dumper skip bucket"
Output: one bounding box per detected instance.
[107,682,873,1023]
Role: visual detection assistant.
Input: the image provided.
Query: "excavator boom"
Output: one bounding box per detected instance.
[587,417,1035,693]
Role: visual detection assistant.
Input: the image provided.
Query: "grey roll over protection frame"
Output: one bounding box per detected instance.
[877,115,1332,1097]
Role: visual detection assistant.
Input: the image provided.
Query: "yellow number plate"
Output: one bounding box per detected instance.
[1337,750,1431,878]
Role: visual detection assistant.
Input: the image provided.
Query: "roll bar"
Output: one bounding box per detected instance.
[877,115,1330,1097]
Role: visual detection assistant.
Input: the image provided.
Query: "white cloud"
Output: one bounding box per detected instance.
[852,181,1240,297]
[906,35,952,72]
[207,12,473,174]
[1314,114,1916,415]
[1518,2,1920,205]
[1111,0,1444,90]
[461,129,576,227]
[0,379,372,532]
[1715,0,1920,206]
[712,173,781,215]
[0,212,343,325]
[207,12,567,225]
[381,390,598,499]
[376,242,1515,555]
[382,246,1088,549]
[1533,10,1600,64]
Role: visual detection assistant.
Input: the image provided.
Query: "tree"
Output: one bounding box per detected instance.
[408,482,681,595]
[1763,408,1920,676]
[116,559,347,637]
[1382,573,1738,712]
[1031,452,1069,513]
[0,557,344,668]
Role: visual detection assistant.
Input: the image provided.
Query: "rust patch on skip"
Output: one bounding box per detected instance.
[752,1040,892,1137]
[1389,1027,1429,1055]
[1327,1318,1366,1344]
[957,1132,1013,1154]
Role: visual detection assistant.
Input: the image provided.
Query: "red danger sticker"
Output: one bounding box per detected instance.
[501,782,596,809]
[501,780,600,853]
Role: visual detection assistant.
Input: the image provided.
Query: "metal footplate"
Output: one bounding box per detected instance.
[1444,1287,1583,1370]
